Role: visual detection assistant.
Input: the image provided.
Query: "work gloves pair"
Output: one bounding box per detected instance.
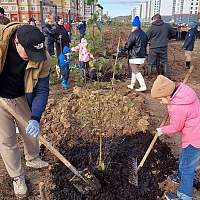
[26,120,40,137]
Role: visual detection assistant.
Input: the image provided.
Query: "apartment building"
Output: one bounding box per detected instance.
[160,0,174,22]
[0,0,93,22]
[151,0,161,16]
[174,0,198,23]
[141,2,148,21]
[1,0,64,22]
[134,0,161,22]
[133,0,199,24]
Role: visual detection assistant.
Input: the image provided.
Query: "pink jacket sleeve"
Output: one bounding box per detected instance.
[89,53,94,59]
[71,45,80,52]
[161,108,187,135]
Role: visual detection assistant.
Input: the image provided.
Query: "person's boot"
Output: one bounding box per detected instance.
[168,173,198,188]
[147,65,153,78]
[185,61,191,69]
[127,72,136,89]
[13,175,28,198]
[164,191,182,200]
[163,63,169,78]
[61,79,69,89]
[26,157,49,169]
[135,73,147,92]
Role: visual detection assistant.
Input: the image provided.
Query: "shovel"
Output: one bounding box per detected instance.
[0,98,101,195]
[129,65,195,186]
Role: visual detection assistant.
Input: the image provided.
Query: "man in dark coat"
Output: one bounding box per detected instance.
[54,16,71,57]
[77,21,86,41]
[0,7,10,25]
[146,14,176,77]
[43,17,55,56]
[183,22,198,69]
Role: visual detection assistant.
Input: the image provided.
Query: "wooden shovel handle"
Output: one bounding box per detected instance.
[137,65,194,170]
[0,98,81,177]
[114,37,121,66]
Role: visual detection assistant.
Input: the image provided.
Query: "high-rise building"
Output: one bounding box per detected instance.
[1,0,62,22]
[1,0,94,22]
[151,0,161,16]
[135,5,142,18]
[141,2,148,21]
[174,0,198,23]
[160,0,174,22]
[133,0,199,24]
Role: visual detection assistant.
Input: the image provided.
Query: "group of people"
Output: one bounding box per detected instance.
[43,16,91,89]
[0,7,200,200]
[119,14,198,92]
[121,16,200,200]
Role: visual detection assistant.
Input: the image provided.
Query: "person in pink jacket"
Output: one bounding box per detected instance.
[151,75,200,200]
[71,38,94,80]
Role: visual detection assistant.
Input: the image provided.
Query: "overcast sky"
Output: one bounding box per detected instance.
[98,0,143,17]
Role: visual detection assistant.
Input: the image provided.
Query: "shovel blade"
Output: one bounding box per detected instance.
[70,168,101,195]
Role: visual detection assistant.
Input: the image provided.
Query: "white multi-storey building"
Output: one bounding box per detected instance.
[141,2,148,21]
[151,0,161,16]
[135,5,142,18]
[160,0,174,16]
[133,0,199,23]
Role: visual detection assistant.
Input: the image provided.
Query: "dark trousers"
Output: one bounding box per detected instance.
[148,47,169,77]
[79,61,97,81]
[148,47,168,65]
[80,33,85,42]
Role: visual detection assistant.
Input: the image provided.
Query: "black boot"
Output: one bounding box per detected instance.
[147,65,153,78]
[163,63,169,78]
[186,61,191,69]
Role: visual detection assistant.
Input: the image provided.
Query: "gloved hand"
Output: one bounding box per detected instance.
[156,127,163,136]
[26,120,40,137]
[117,48,120,54]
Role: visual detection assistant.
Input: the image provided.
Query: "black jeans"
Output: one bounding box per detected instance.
[148,47,168,65]
[79,61,97,81]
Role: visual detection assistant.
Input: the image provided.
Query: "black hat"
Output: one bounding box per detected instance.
[16,25,46,62]
[151,13,161,20]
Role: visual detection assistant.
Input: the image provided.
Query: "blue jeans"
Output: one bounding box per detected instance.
[178,145,200,199]
[60,63,70,82]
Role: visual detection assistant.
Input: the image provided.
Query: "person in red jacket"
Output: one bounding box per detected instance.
[151,75,200,200]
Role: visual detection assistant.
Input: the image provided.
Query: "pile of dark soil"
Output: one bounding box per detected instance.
[46,132,177,200]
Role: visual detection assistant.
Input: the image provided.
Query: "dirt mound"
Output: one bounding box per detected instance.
[41,85,149,146]
[40,85,176,200]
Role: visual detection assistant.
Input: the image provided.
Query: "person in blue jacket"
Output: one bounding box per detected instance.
[58,46,71,89]
[183,22,198,69]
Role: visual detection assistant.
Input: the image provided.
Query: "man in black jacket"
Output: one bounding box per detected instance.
[183,22,198,69]
[43,17,55,56]
[54,16,71,57]
[146,14,176,77]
